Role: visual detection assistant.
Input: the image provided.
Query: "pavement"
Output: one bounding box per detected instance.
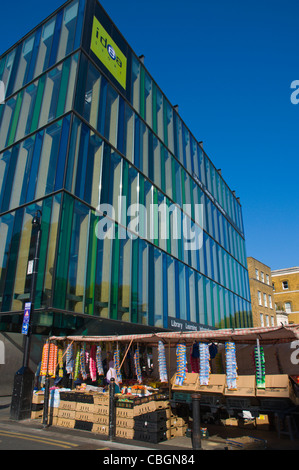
[1,396,299,451]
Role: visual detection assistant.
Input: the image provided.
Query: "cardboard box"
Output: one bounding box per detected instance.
[32,392,44,405]
[76,402,95,413]
[92,423,109,435]
[255,414,270,430]
[172,425,187,437]
[59,401,77,411]
[94,404,109,416]
[93,413,109,425]
[56,418,75,429]
[171,416,188,428]
[115,427,135,440]
[198,374,226,394]
[75,411,95,422]
[116,407,134,419]
[172,373,200,392]
[115,417,135,429]
[93,394,109,405]
[224,418,238,426]
[58,409,76,420]
[256,375,290,398]
[31,410,43,420]
[224,375,256,397]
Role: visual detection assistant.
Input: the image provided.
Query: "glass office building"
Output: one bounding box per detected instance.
[0,0,252,338]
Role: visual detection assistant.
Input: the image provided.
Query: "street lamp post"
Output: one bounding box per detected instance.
[10,211,42,421]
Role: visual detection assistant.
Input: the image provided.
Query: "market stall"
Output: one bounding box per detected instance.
[32,324,299,443]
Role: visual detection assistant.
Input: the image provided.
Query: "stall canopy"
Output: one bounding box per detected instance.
[49,324,299,346]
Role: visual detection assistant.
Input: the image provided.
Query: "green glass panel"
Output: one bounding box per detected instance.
[85,212,98,315]
[56,57,71,117]
[7,91,23,147]
[53,193,74,309]
[30,74,46,133]
[110,224,120,320]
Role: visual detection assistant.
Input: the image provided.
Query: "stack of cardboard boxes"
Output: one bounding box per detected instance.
[31,389,188,442]
[115,396,188,443]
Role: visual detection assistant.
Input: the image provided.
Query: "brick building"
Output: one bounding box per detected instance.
[271,267,299,324]
[247,257,276,327]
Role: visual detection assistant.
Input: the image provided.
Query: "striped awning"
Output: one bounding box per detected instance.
[49,324,299,346]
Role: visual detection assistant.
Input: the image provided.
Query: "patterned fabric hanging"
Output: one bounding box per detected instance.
[114,347,122,384]
[80,343,88,380]
[175,343,187,386]
[190,342,199,373]
[225,342,238,390]
[58,347,64,378]
[66,342,74,375]
[158,341,168,383]
[254,344,266,389]
[96,345,104,376]
[74,347,80,380]
[89,345,97,382]
[199,342,210,385]
[40,343,58,377]
[134,347,142,384]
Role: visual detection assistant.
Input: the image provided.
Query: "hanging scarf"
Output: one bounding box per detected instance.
[225,341,238,390]
[114,348,122,384]
[74,347,80,380]
[158,341,168,383]
[134,347,142,384]
[175,343,187,386]
[96,345,104,376]
[254,344,265,389]
[80,343,88,380]
[66,342,74,375]
[58,347,64,378]
[89,345,97,382]
[40,343,58,377]
[199,342,210,385]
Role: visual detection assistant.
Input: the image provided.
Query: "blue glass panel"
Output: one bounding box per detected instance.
[73,0,85,50]
[18,137,36,206]
[26,27,42,83]
[5,45,22,97]
[162,253,168,328]
[0,145,19,213]
[55,115,71,191]
[75,123,89,200]
[49,10,63,68]
[26,130,44,203]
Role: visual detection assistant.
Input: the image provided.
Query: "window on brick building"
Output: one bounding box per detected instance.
[285,302,292,313]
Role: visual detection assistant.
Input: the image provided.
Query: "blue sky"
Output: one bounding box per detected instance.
[1,0,298,270]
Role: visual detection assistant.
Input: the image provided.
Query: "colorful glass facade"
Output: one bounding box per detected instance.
[0,0,252,336]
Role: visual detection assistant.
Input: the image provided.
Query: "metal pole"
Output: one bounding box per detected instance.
[192,394,202,450]
[23,218,42,368]
[109,378,116,441]
[10,211,42,421]
[42,340,51,427]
